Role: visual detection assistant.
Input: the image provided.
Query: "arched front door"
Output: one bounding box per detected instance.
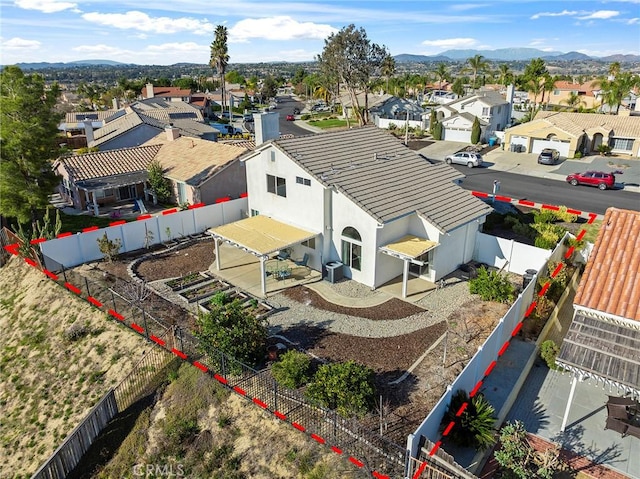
[592,133,604,152]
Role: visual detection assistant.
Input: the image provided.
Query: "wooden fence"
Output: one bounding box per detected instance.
[31,331,175,479]
[31,390,118,479]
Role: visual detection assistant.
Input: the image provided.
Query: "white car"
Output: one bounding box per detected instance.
[444,151,483,168]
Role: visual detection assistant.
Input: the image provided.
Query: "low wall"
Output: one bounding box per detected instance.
[40,199,247,270]
[473,232,549,275]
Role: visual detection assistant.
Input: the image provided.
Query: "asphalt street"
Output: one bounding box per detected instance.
[449,164,640,215]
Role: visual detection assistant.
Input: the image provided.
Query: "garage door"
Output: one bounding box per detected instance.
[531,139,570,157]
[443,128,471,142]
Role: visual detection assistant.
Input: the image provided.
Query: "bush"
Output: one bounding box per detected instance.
[271,350,311,389]
[432,120,443,140]
[305,361,375,418]
[532,223,565,249]
[97,233,122,262]
[540,340,560,370]
[441,389,496,450]
[301,114,311,120]
[533,209,557,224]
[469,266,515,303]
[196,300,268,368]
[573,151,583,159]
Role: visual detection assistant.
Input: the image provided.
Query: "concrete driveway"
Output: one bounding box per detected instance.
[417,140,470,161]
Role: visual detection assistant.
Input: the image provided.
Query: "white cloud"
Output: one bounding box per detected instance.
[228,16,337,42]
[578,10,620,20]
[627,17,640,24]
[449,3,489,11]
[531,10,578,20]
[81,11,213,35]
[2,36,42,50]
[71,42,210,64]
[14,0,77,13]
[421,38,478,49]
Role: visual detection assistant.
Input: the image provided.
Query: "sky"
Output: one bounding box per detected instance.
[1,0,639,65]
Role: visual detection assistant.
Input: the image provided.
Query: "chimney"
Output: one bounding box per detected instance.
[165,124,180,141]
[112,97,120,110]
[83,119,94,145]
[254,112,280,146]
[146,83,154,99]
[506,84,515,105]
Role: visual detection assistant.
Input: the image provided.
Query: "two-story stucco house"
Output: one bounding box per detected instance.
[436,89,512,142]
[210,126,492,296]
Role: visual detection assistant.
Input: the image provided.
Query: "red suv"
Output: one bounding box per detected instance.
[566,171,615,190]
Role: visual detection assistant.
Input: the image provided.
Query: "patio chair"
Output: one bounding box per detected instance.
[625,423,640,439]
[276,250,291,261]
[605,416,628,436]
[294,253,309,267]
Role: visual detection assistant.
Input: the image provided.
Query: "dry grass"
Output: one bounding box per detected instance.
[0,258,143,478]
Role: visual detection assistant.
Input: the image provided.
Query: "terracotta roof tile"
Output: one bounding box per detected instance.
[56,145,161,182]
[574,208,640,321]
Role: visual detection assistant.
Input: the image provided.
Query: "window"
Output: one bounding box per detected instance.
[341,226,362,271]
[94,189,106,199]
[611,138,633,152]
[251,209,260,217]
[266,174,286,197]
[409,250,433,277]
[482,107,489,116]
[301,237,316,249]
[177,182,187,203]
[296,176,311,186]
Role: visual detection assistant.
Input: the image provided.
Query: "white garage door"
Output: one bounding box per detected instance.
[443,128,471,142]
[531,139,570,157]
[510,135,529,148]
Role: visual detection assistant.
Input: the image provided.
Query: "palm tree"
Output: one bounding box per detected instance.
[498,64,511,87]
[442,389,496,450]
[594,72,640,114]
[465,54,489,90]
[433,63,448,91]
[608,61,621,79]
[541,74,557,109]
[210,25,229,113]
[381,55,396,94]
[560,92,586,111]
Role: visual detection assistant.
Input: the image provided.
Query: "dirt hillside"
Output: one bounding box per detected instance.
[0,257,143,478]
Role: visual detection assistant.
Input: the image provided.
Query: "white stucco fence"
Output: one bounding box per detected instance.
[406,237,568,464]
[40,199,247,270]
[473,232,549,275]
[376,117,427,131]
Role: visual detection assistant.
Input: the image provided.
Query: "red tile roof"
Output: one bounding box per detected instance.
[152,86,191,98]
[552,81,598,96]
[574,208,640,321]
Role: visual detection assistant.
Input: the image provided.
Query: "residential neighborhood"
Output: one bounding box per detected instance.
[1,3,640,478]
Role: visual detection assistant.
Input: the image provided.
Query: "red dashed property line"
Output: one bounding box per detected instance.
[131,323,145,335]
[188,202,205,209]
[349,456,364,468]
[110,220,127,227]
[498,341,510,357]
[64,282,81,295]
[518,199,535,207]
[57,232,73,238]
[252,398,268,409]
[150,334,165,346]
[494,195,512,203]
[233,385,246,396]
[469,381,483,398]
[311,433,325,444]
[565,246,575,259]
[137,214,152,221]
[214,373,228,385]
[171,348,187,359]
[372,473,391,479]
[538,282,551,297]
[87,296,102,308]
[24,257,38,268]
[162,208,178,215]
[541,204,560,211]
[193,361,208,372]
[292,422,306,432]
[587,213,598,224]
[331,446,343,455]
[472,191,489,198]
[109,309,125,321]
[82,226,100,233]
[550,262,564,278]
[30,237,46,245]
[274,411,287,421]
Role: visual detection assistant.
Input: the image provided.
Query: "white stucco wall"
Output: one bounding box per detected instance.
[431,220,481,280]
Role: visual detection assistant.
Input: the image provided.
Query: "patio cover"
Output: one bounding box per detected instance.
[207,215,318,257]
[557,313,640,397]
[379,235,438,261]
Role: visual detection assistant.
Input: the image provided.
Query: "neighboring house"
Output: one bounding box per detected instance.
[155,137,248,205]
[556,208,640,428]
[337,91,392,122]
[210,126,492,296]
[535,80,600,110]
[86,106,219,151]
[504,111,640,158]
[143,83,192,102]
[54,128,248,215]
[435,89,512,142]
[54,144,161,215]
[369,96,428,130]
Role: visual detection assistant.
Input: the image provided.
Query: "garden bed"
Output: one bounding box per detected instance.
[166,272,211,291]
[178,280,231,303]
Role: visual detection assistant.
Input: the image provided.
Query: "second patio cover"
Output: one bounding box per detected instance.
[379,234,439,298]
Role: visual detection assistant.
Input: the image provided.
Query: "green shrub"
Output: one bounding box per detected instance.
[305,361,375,418]
[469,267,515,303]
[531,223,565,249]
[301,114,311,120]
[441,389,496,450]
[432,120,443,140]
[210,291,230,307]
[271,350,311,389]
[540,340,560,370]
[553,206,578,223]
[533,209,557,224]
[574,151,583,159]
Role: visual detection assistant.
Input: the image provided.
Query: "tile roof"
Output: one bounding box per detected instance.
[151,86,191,98]
[56,144,161,183]
[155,137,248,186]
[574,208,640,321]
[534,111,640,138]
[553,80,598,95]
[273,127,492,231]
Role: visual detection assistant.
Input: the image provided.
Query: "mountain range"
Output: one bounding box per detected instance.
[9,48,640,70]
[394,48,640,62]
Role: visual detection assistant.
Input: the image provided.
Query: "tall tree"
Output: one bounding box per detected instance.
[465,54,489,90]
[0,66,63,229]
[210,25,229,113]
[498,64,512,87]
[434,62,449,90]
[541,74,557,109]
[317,24,388,126]
[380,55,396,94]
[523,58,548,115]
[595,72,640,114]
[560,92,586,111]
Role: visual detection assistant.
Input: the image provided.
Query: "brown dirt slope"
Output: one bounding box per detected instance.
[0,258,144,478]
